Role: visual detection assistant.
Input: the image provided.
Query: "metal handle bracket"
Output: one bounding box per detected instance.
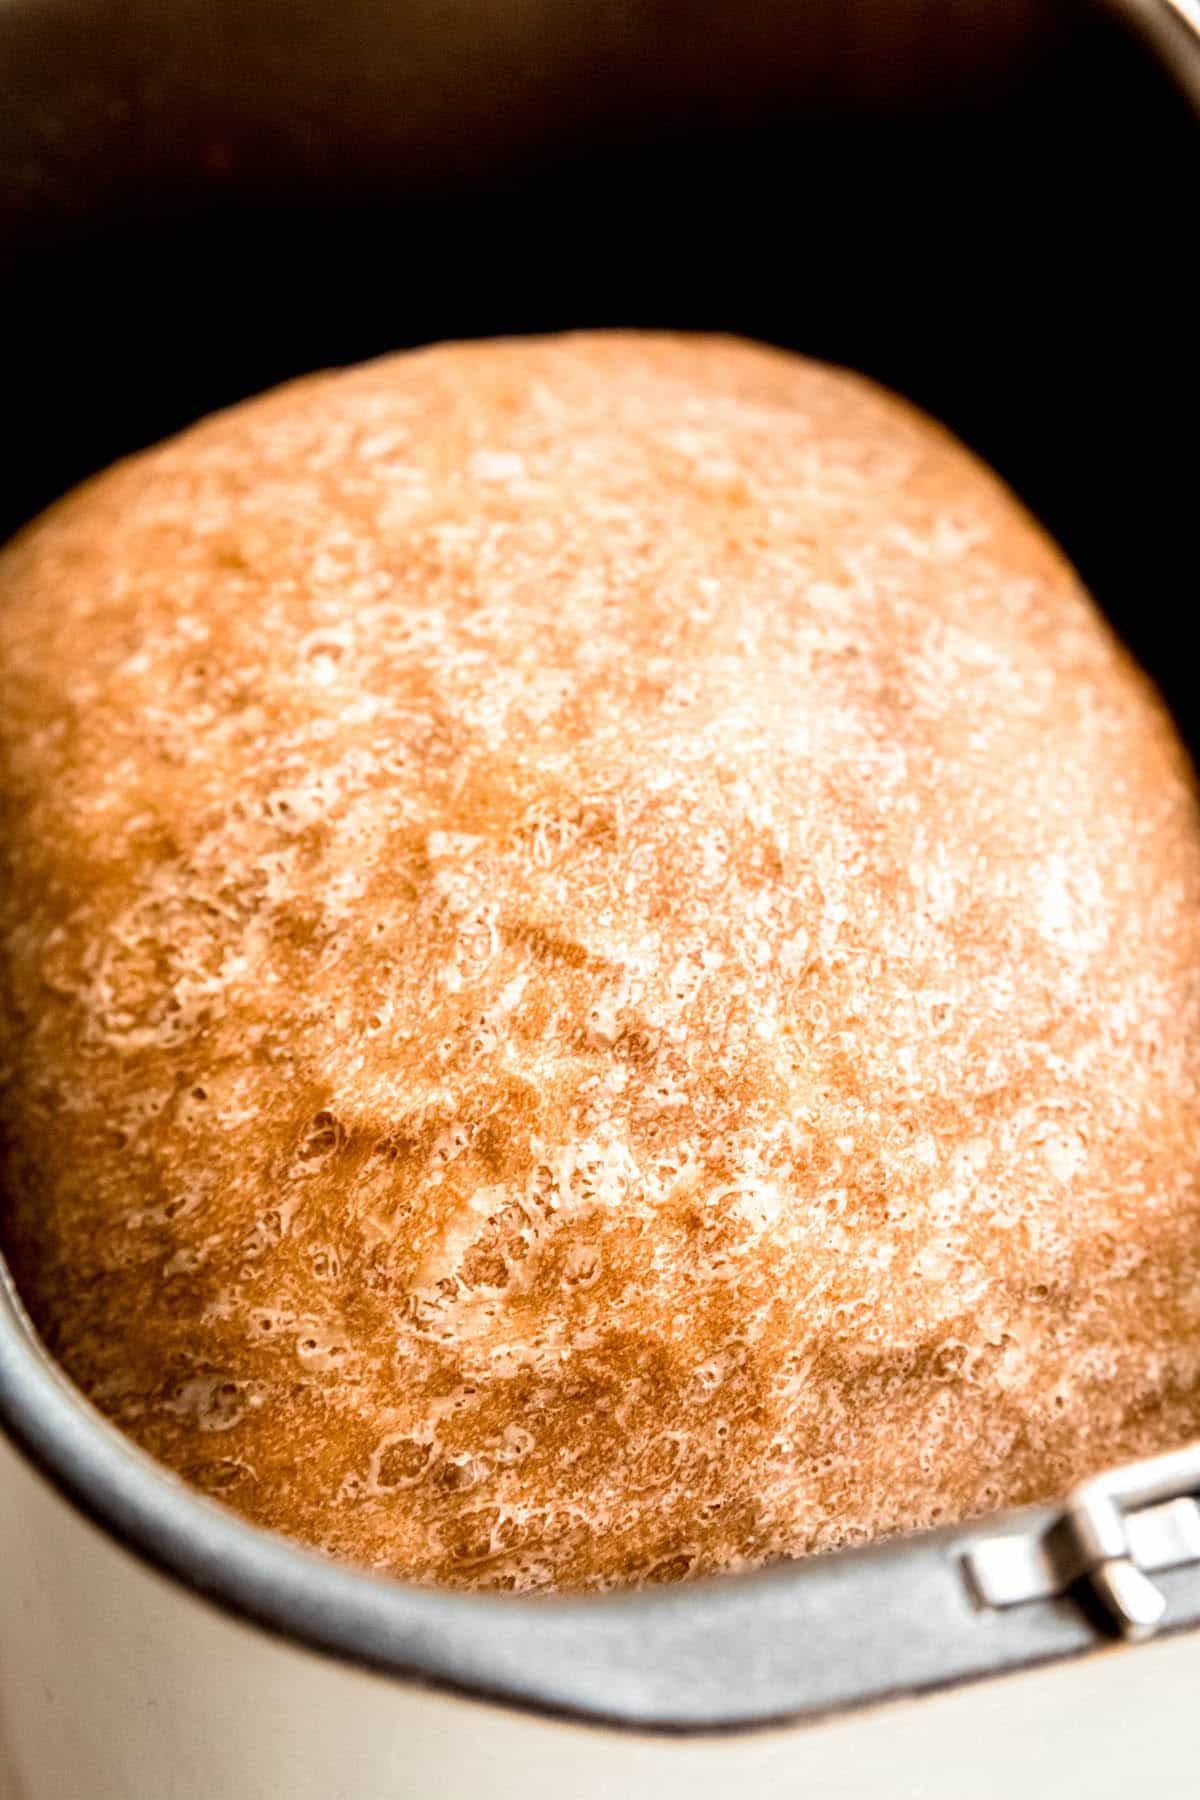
[962,1442,1200,1639]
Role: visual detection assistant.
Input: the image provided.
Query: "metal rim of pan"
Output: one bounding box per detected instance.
[0,0,1198,1738]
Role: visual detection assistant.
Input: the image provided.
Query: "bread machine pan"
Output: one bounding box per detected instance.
[1,2,1198,1795]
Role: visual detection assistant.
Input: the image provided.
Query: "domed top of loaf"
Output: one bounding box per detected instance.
[2,332,1198,1590]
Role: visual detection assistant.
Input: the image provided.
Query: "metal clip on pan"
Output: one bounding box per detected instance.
[964,1442,1200,1638]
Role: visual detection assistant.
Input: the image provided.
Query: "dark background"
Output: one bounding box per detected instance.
[2,2,1196,750]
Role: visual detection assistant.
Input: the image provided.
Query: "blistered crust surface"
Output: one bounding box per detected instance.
[1,332,1198,1591]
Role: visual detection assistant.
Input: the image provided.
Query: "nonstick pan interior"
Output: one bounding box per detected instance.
[2,11,1196,742]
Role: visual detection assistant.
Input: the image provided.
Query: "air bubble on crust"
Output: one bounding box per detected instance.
[192,1457,255,1495]
[115,1086,174,1133]
[430,1123,470,1168]
[168,1189,207,1226]
[432,1506,505,1566]
[403,1287,457,1338]
[561,1241,601,1289]
[297,626,352,688]
[290,1110,348,1172]
[492,1423,535,1466]
[630,1433,684,1492]
[370,1434,434,1491]
[684,1341,749,1407]
[174,1083,215,1130]
[585,1000,621,1049]
[240,1192,304,1261]
[260,778,331,834]
[512,798,614,870]
[668,954,706,1008]
[431,1452,488,1496]
[829,1298,873,1335]
[249,1307,294,1339]
[452,907,499,981]
[165,1375,264,1433]
[162,1245,207,1279]
[294,1320,351,1371]
[310,1244,342,1282]
[643,1553,694,1585]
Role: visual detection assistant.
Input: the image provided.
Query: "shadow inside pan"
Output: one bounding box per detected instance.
[2,10,1196,753]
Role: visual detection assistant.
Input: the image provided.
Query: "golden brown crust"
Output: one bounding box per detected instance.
[2,331,1199,1591]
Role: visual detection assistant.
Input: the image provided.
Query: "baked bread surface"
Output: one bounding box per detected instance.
[1,332,1198,1590]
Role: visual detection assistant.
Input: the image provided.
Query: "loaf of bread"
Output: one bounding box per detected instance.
[1,333,1198,1591]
